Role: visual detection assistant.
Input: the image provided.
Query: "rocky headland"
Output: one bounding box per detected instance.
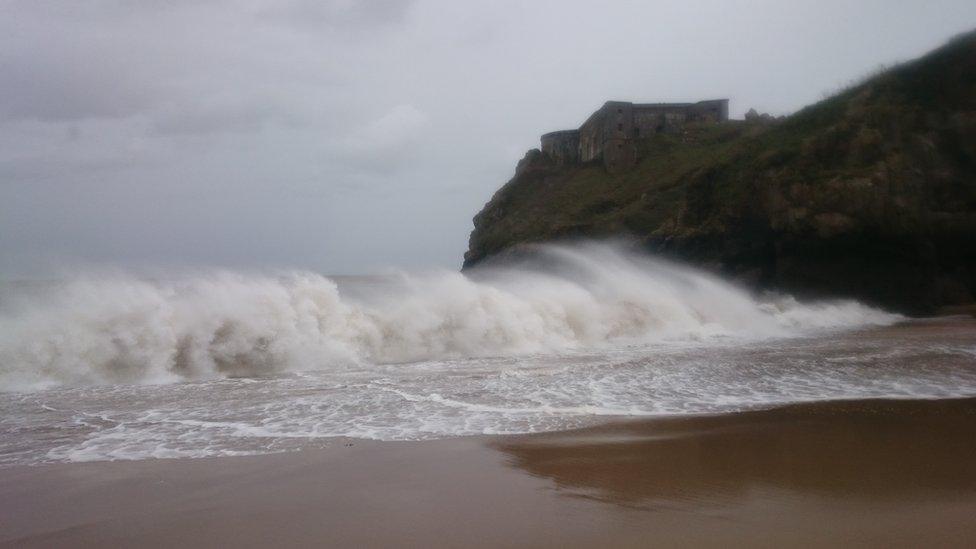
[464,31,976,314]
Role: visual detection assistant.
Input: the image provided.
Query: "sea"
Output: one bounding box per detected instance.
[2,243,974,466]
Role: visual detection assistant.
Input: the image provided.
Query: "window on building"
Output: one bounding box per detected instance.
[617,109,622,114]
[617,123,623,131]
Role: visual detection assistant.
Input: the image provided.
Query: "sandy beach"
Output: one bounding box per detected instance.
[3,397,975,548]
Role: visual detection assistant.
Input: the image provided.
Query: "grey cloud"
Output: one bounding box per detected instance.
[0,0,392,125]
[258,0,417,31]
[0,51,162,122]
[152,102,277,136]
[1,0,975,278]
[333,104,431,173]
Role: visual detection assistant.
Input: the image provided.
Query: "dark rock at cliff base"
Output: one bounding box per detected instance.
[464,30,976,314]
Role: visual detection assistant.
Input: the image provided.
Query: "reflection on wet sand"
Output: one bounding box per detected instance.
[493,398,976,508]
[4,398,976,548]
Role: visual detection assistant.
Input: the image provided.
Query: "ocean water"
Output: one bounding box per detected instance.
[1,244,974,466]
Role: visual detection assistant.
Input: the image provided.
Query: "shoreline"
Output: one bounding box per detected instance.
[3,397,976,548]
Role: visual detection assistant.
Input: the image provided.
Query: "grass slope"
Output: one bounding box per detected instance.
[465,30,976,313]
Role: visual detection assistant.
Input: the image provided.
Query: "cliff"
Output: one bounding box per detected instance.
[463,31,976,314]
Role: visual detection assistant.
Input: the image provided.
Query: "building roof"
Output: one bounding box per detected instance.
[541,129,580,138]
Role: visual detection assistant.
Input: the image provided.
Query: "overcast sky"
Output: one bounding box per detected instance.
[1,0,974,277]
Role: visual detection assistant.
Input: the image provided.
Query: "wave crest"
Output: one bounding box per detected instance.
[0,244,899,391]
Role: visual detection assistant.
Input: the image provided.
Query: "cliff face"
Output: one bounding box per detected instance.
[464,31,976,314]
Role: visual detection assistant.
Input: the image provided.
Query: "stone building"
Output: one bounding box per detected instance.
[543,99,728,172]
[540,129,580,165]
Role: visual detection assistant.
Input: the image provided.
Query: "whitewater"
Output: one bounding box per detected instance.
[1,243,974,465]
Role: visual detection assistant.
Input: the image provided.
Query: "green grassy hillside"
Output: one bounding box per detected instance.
[464,31,976,313]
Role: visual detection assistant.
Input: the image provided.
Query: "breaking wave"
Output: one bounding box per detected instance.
[0,243,899,391]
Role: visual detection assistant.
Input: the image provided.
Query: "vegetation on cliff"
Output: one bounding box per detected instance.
[464,31,976,313]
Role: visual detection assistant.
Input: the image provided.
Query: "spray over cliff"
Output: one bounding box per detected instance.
[464,31,976,314]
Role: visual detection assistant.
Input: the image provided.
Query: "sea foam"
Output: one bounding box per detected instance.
[0,243,899,391]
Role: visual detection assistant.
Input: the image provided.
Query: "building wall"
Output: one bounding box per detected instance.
[602,102,636,172]
[686,99,729,122]
[578,108,606,163]
[543,99,729,170]
[632,105,690,136]
[540,130,580,164]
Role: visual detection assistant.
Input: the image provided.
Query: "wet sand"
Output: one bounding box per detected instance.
[3,398,976,548]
